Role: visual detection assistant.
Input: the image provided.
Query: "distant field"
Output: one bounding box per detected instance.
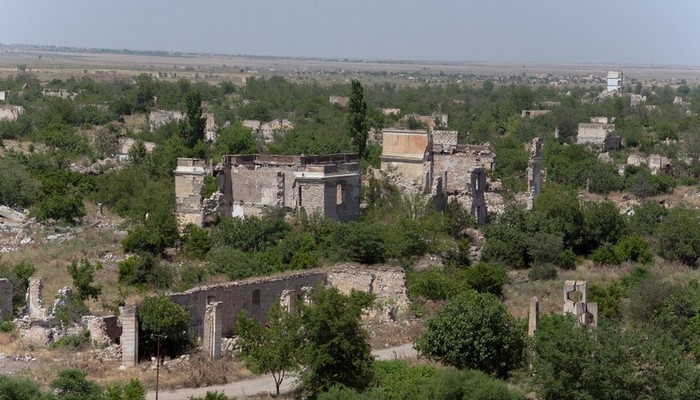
[1,49,700,84]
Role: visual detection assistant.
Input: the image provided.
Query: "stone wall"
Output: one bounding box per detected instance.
[175,158,207,229]
[432,130,459,153]
[577,123,614,146]
[0,105,24,121]
[169,270,328,337]
[149,110,184,132]
[0,279,12,319]
[326,265,410,321]
[380,129,430,184]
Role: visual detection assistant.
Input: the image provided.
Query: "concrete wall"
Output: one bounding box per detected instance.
[470,168,488,224]
[0,279,12,319]
[577,123,613,146]
[521,109,550,118]
[175,158,207,229]
[433,153,480,193]
[169,271,328,337]
[381,129,429,160]
[0,105,24,121]
[326,266,410,318]
[149,110,184,132]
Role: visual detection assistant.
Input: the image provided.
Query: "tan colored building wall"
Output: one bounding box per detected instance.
[380,129,429,184]
[175,158,207,229]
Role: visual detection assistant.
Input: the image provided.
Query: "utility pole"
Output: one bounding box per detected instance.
[153,334,167,400]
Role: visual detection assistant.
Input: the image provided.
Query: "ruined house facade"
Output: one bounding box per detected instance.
[175,154,361,229]
[380,128,494,224]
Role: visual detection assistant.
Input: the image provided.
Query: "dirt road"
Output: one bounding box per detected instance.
[146,343,417,400]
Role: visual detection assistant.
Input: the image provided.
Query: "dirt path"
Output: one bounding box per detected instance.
[146,343,417,399]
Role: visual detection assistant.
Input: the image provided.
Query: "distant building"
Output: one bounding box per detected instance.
[175,154,361,229]
[521,109,551,118]
[577,122,615,147]
[0,105,24,121]
[328,96,350,107]
[606,71,623,92]
[0,91,7,101]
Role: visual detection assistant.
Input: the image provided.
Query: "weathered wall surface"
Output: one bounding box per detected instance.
[381,129,429,160]
[326,265,410,320]
[0,105,24,121]
[0,279,12,319]
[433,153,476,193]
[149,110,183,132]
[169,271,328,337]
[577,123,613,146]
[175,159,207,229]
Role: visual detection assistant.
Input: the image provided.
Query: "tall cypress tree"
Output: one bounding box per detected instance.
[347,80,368,158]
[180,88,206,148]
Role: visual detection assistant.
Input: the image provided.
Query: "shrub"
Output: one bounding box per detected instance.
[32,191,86,224]
[558,249,577,270]
[0,320,14,333]
[590,244,622,266]
[406,270,463,301]
[528,264,558,281]
[207,246,269,280]
[118,254,173,289]
[655,208,700,266]
[51,330,91,351]
[416,291,525,377]
[0,375,44,400]
[67,259,102,301]
[614,234,652,264]
[0,261,35,313]
[462,262,506,297]
[53,296,90,327]
[181,224,211,260]
[51,369,103,400]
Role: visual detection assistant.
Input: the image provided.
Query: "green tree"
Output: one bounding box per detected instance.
[415,291,525,377]
[655,208,700,266]
[0,375,45,400]
[135,74,155,112]
[0,158,40,208]
[50,369,103,400]
[137,295,193,359]
[180,89,206,148]
[67,259,102,301]
[533,315,700,400]
[347,80,368,158]
[0,261,35,314]
[462,262,506,297]
[235,303,301,395]
[299,287,375,396]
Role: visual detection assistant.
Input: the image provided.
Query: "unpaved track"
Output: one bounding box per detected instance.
[147,343,417,399]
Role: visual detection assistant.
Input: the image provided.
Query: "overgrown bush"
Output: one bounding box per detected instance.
[118,254,173,289]
[138,295,194,360]
[0,261,35,314]
[50,330,90,351]
[528,264,558,281]
[462,263,506,297]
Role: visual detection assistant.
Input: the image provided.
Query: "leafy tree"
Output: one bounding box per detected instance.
[137,295,193,360]
[415,291,525,377]
[582,201,626,252]
[135,74,155,112]
[181,224,211,260]
[67,259,102,301]
[0,157,40,208]
[533,315,700,400]
[628,201,668,235]
[180,88,206,148]
[50,369,103,400]
[118,253,173,289]
[0,261,35,313]
[299,287,375,396]
[128,140,147,165]
[0,375,44,400]
[235,303,301,395]
[462,262,506,297]
[348,80,368,158]
[655,208,700,266]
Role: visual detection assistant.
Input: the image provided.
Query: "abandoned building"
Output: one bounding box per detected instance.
[380,128,495,224]
[576,121,615,147]
[328,96,350,107]
[606,70,623,92]
[521,109,550,118]
[149,110,184,132]
[175,154,361,229]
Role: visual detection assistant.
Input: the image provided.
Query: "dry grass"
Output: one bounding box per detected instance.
[504,258,700,319]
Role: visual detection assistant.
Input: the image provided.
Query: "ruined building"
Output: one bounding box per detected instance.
[380,128,494,224]
[175,154,361,229]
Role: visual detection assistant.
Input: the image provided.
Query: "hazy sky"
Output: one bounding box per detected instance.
[2,0,699,65]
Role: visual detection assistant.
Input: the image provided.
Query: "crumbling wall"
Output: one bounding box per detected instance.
[149,110,184,132]
[0,279,12,319]
[576,123,614,146]
[432,130,459,153]
[326,265,410,321]
[169,271,327,337]
[470,168,488,224]
[175,158,207,229]
[526,137,542,210]
[433,153,479,193]
[27,277,47,319]
[380,129,429,184]
[0,105,24,121]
